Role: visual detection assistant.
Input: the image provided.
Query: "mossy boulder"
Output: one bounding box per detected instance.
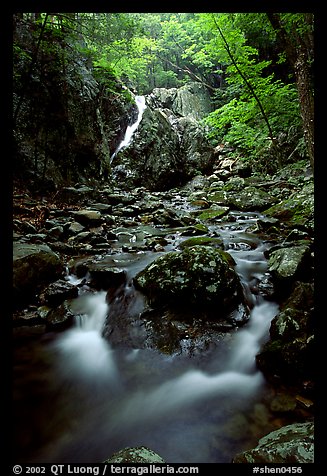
[208,186,276,211]
[134,245,247,320]
[263,182,314,232]
[196,206,229,221]
[266,244,312,297]
[232,422,314,463]
[179,236,224,249]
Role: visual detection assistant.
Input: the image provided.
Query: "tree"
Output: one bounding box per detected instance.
[266,13,314,171]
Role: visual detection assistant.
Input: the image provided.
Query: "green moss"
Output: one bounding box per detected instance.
[179,236,224,249]
[264,184,314,228]
[197,207,229,221]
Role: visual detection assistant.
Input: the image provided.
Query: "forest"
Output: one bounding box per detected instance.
[13,12,314,176]
[12,12,315,466]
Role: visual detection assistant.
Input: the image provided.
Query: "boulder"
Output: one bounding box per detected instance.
[39,279,79,307]
[208,186,277,211]
[104,446,165,463]
[266,244,312,296]
[232,422,314,463]
[134,245,248,321]
[263,182,314,233]
[256,282,314,384]
[13,243,64,307]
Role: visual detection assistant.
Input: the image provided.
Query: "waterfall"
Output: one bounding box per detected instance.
[52,291,119,383]
[111,95,147,162]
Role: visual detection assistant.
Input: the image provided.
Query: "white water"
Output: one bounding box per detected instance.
[53,291,119,383]
[17,211,280,463]
[49,225,278,456]
[110,95,147,162]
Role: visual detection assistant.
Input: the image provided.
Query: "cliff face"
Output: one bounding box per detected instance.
[13,17,216,194]
[13,17,135,193]
[112,83,217,191]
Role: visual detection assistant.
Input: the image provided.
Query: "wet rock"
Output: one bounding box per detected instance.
[39,279,79,307]
[45,301,76,331]
[134,245,247,320]
[263,182,314,233]
[207,186,277,211]
[89,265,126,291]
[256,282,314,385]
[196,206,229,221]
[267,244,312,294]
[13,308,45,327]
[148,82,213,121]
[69,257,127,290]
[71,209,103,227]
[232,422,314,463]
[178,236,224,250]
[115,87,215,191]
[13,243,64,308]
[68,221,85,234]
[104,446,165,463]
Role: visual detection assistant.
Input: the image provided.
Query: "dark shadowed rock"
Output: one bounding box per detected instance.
[39,279,79,307]
[13,243,64,307]
[256,282,314,385]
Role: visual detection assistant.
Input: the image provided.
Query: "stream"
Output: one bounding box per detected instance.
[13,207,287,464]
[13,96,289,464]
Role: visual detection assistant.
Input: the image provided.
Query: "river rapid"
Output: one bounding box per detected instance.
[13,206,290,464]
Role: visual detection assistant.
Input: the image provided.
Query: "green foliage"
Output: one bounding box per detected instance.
[13,11,311,171]
[192,13,305,166]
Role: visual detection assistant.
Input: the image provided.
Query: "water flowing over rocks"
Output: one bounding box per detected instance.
[12,73,314,464]
[112,83,216,190]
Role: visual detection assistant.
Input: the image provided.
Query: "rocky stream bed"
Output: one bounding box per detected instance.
[13,155,314,464]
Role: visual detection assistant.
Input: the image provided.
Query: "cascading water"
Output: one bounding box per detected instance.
[53,291,119,383]
[16,209,280,464]
[110,95,147,162]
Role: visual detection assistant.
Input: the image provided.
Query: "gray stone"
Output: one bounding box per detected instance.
[104,446,165,463]
[72,209,103,226]
[232,422,314,463]
[268,244,311,282]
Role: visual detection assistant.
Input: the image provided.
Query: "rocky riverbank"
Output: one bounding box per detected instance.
[13,152,314,463]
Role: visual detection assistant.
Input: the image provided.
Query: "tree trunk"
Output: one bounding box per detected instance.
[266,13,314,171]
[294,50,314,169]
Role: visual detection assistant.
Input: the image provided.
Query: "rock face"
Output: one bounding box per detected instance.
[232,422,314,463]
[13,16,135,191]
[148,82,214,121]
[114,83,216,190]
[134,245,247,320]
